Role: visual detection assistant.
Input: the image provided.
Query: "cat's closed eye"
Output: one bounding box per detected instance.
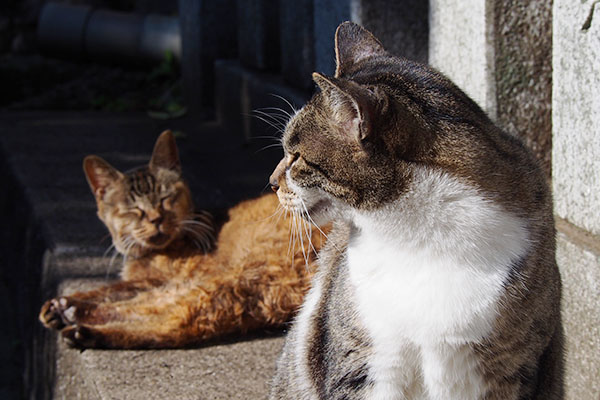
[131,207,145,219]
[288,153,300,167]
[160,196,173,210]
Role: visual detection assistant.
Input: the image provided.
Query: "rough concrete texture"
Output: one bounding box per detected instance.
[493,0,553,178]
[555,221,600,400]
[0,112,286,399]
[553,0,600,236]
[51,279,284,400]
[429,0,496,118]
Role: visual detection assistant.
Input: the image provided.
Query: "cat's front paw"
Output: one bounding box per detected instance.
[39,297,78,330]
[62,325,98,348]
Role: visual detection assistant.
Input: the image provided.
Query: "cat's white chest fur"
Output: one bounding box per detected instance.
[347,168,530,400]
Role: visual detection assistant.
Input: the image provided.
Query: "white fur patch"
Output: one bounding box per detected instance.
[347,167,530,399]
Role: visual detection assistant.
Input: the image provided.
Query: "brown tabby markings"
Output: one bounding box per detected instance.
[39,131,327,348]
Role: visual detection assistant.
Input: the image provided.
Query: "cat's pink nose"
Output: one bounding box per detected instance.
[270,179,279,193]
[270,158,286,192]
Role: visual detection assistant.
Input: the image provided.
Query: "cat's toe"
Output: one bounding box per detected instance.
[39,297,79,330]
[62,325,97,348]
[39,299,66,330]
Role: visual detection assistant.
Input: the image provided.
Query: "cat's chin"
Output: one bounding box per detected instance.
[147,232,172,247]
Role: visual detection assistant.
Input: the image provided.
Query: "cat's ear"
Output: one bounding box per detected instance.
[83,155,123,200]
[313,72,382,143]
[334,21,386,78]
[150,130,181,173]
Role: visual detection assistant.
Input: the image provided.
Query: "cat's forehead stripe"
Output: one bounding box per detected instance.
[129,170,157,197]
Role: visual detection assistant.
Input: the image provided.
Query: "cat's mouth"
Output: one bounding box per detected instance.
[147,232,172,247]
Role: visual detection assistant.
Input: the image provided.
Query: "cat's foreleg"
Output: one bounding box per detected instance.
[39,279,163,330]
[55,273,311,349]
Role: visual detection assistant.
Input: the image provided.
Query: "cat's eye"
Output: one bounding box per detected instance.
[287,153,300,167]
[131,207,145,219]
[160,196,171,209]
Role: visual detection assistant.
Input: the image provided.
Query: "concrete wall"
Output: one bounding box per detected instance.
[429,0,496,118]
[553,1,600,398]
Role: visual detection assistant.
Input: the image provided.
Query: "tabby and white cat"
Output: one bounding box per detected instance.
[269,22,563,399]
[39,130,325,348]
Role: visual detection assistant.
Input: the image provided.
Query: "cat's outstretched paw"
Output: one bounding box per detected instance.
[62,325,98,348]
[39,298,78,330]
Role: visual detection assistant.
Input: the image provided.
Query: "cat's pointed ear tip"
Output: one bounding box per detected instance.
[82,155,102,170]
[158,129,174,140]
[336,21,360,35]
[312,72,325,81]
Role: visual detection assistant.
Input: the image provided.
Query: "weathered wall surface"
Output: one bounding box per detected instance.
[494,1,553,177]
[553,1,600,398]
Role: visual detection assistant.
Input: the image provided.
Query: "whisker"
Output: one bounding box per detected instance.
[296,210,309,267]
[252,108,291,123]
[253,109,292,125]
[268,94,298,116]
[255,143,284,154]
[299,200,330,242]
[181,226,213,251]
[249,112,286,134]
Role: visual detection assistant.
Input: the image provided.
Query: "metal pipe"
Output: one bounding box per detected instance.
[37,2,180,65]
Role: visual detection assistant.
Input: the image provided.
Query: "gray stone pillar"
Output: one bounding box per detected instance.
[553,2,600,397]
[493,1,553,176]
[429,0,497,118]
[237,0,280,70]
[178,0,237,112]
[280,0,315,90]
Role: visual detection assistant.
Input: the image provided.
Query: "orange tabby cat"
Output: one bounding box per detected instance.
[39,130,326,348]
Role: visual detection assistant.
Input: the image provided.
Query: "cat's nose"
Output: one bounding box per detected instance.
[269,177,279,193]
[147,210,163,225]
[270,158,286,192]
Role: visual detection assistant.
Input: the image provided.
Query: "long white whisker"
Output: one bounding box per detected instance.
[255,143,284,154]
[181,226,212,248]
[252,108,291,124]
[268,94,298,116]
[249,112,286,133]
